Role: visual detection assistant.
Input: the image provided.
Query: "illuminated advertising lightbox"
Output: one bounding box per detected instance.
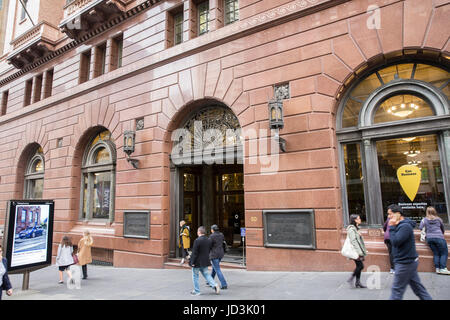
[4,200,54,272]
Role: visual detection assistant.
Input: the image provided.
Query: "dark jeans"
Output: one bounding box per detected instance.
[426,238,448,269]
[352,259,364,280]
[211,258,228,288]
[384,239,395,269]
[82,264,88,278]
[390,259,432,300]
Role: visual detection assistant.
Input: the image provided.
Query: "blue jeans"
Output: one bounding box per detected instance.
[426,238,448,269]
[192,267,217,294]
[389,260,432,300]
[211,258,228,288]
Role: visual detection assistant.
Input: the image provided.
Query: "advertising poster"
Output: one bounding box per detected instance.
[4,200,54,272]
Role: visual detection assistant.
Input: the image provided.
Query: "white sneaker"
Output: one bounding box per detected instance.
[180,258,185,265]
[389,269,395,274]
[436,268,441,274]
[439,268,450,275]
[214,283,221,295]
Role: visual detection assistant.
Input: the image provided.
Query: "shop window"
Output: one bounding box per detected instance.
[343,143,366,224]
[80,130,116,221]
[24,147,44,199]
[376,135,448,223]
[337,61,450,226]
[1,90,8,116]
[224,0,239,25]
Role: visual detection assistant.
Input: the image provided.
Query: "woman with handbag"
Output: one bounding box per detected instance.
[346,214,368,288]
[419,207,450,275]
[77,230,94,279]
[56,235,74,284]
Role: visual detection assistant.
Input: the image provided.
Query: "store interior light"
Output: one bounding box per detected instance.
[387,103,419,117]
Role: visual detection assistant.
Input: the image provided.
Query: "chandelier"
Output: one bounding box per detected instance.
[403,141,421,158]
[387,103,419,117]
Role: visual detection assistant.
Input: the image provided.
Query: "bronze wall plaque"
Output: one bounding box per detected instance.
[263,209,316,249]
[123,211,150,239]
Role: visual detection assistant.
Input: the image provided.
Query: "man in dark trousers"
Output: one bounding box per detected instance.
[388,204,432,300]
[189,226,220,296]
[209,224,228,289]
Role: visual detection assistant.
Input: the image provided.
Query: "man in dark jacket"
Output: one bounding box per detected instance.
[209,224,228,289]
[388,204,432,300]
[0,244,13,300]
[189,226,220,296]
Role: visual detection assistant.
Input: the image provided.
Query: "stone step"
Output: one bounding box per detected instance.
[164,258,246,270]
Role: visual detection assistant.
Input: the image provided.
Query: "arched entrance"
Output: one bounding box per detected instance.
[169,102,245,264]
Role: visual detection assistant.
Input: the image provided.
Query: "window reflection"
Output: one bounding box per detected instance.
[376,135,448,223]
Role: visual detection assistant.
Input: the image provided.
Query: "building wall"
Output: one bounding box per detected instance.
[0,0,449,271]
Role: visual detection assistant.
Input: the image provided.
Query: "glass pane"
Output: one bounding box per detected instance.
[95,147,110,163]
[441,81,450,100]
[351,72,382,101]
[222,173,243,191]
[90,130,113,149]
[343,143,366,224]
[376,135,448,224]
[30,179,43,199]
[183,173,195,192]
[83,174,88,219]
[34,159,44,172]
[414,64,450,88]
[342,99,362,128]
[92,172,111,219]
[221,194,244,245]
[374,94,434,124]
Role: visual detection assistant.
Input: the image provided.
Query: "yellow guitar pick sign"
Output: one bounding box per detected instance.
[397,165,421,201]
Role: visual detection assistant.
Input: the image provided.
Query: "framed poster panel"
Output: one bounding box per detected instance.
[123,210,150,239]
[3,200,54,272]
[263,209,316,249]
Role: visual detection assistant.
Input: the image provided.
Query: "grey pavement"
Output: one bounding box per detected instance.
[3,264,450,300]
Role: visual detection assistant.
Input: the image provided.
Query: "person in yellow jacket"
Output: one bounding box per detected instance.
[77,230,93,279]
[179,220,191,264]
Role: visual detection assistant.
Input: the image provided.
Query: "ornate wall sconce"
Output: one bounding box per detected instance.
[268,98,286,152]
[123,130,139,169]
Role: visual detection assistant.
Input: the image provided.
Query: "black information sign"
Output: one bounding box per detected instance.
[263,209,316,249]
[123,211,150,239]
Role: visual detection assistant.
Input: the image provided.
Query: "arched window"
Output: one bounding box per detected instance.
[171,105,243,165]
[80,130,116,222]
[337,62,450,227]
[24,147,44,199]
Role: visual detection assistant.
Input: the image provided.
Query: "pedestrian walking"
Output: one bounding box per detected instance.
[77,230,94,279]
[383,210,395,274]
[0,244,12,300]
[56,235,74,284]
[346,214,368,288]
[189,226,220,296]
[209,224,228,289]
[419,206,450,275]
[388,204,432,300]
[179,220,191,265]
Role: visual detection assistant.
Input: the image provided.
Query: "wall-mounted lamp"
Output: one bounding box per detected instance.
[123,130,139,169]
[268,98,286,152]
